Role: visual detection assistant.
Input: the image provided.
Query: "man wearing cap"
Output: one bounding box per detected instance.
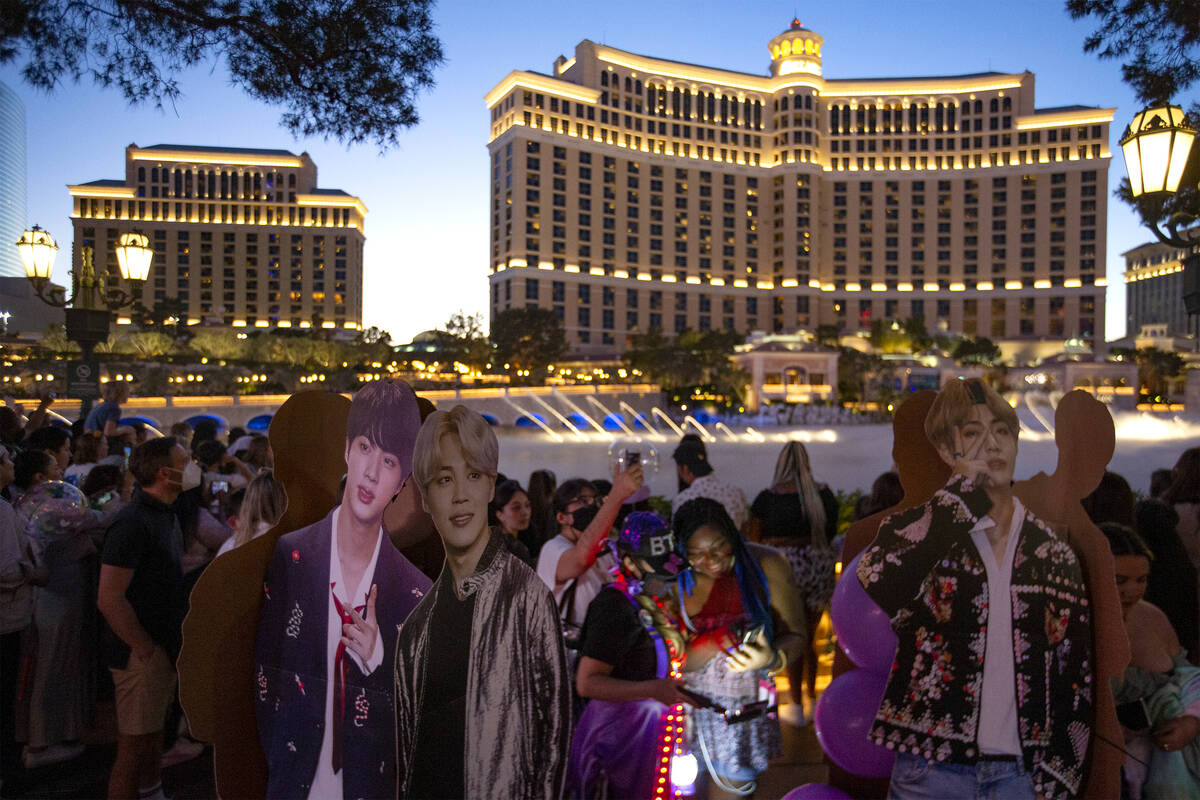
[254,380,432,800]
[671,435,748,531]
[570,512,694,798]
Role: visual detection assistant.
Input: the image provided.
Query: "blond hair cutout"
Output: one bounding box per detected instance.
[924,378,1019,454]
[771,441,828,549]
[412,405,499,496]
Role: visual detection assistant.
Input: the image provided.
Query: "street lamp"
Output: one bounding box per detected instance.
[1119,103,1200,336]
[14,224,154,412]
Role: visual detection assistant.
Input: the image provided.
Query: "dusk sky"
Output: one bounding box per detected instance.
[2,0,1150,343]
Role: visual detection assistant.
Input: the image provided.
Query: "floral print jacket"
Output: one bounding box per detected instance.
[857,474,1093,800]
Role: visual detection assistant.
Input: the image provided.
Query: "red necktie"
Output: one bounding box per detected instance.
[330,582,365,773]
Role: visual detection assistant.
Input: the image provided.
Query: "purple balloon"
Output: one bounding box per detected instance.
[781,784,853,800]
[813,668,896,779]
[831,552,898,674]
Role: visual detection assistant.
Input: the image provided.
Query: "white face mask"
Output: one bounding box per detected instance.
[181,461,203,491]
[168,461,204,492]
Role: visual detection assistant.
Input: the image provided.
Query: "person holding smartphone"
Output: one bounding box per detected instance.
[674,497,805,797]
[857,378,1093,800]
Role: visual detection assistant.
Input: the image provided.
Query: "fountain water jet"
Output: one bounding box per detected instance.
[550,389,609,435]
[586,396,636,435]
[681,415,717,443]
[504,398,564,442]
[651,408,686,438]
[523,391,588,441]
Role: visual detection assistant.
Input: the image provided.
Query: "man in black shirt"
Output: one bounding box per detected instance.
[98,437,189,800]
[571,511,693,797]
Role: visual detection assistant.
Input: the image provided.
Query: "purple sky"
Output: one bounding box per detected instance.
[1,0,1152,343]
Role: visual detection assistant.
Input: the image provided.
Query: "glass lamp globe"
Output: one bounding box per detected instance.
[15,225,57,281]
[114,230,153,281]
[1120,104,1196,196]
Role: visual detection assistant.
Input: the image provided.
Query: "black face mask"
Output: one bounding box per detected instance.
[571,503,601,532]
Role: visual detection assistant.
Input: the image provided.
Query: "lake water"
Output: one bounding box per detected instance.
[495,410,1200,499]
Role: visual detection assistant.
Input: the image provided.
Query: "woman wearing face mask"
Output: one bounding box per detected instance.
[491,479,534,567]
[674,497,805,799]
[1102,522,1200,799]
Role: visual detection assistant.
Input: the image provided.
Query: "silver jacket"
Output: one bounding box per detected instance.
[394,532,571,799]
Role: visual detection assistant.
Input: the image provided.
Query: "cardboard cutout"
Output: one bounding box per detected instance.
[1014,389,1128,800]
[828,391,948,799]
[180,384,437,800]
[179,390,351,799]
[394,405,570,799]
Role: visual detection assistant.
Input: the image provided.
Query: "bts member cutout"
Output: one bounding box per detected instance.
[254,380,432,799]
[395,405,570,799]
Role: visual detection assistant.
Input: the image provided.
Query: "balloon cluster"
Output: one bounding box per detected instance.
[813,551,899,779]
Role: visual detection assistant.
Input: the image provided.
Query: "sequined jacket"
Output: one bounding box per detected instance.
[253,510,432,800]
[857,474,1093,800]
[394,531,571,799]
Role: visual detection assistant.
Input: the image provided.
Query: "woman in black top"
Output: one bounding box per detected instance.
[749,441,838,711]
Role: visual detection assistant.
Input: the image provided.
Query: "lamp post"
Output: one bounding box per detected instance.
[1118,104,1199,337]
[14,225,153,415]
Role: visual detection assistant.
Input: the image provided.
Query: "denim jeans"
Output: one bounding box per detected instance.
[887,752,1036,800]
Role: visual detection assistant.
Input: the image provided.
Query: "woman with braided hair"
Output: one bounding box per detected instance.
[749,440,838,717]
[676,497,805,798]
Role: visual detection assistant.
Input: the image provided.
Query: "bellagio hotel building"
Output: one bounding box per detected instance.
[68,144,365,331]
[486,21,1113,358]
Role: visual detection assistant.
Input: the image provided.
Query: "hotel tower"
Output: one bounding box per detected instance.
[486,21,1113,359]
[69,144,366,331]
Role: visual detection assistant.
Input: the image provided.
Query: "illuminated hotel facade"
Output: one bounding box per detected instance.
[486,21,1113,359]
[69,144,366,331]
[1122,236,1196,338]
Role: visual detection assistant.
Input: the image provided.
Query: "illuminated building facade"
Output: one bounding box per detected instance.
[69,144,366,330]
[486,21,1112,358]
[1123,236,1196,338]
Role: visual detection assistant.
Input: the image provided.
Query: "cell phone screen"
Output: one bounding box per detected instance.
[625,450,641,466]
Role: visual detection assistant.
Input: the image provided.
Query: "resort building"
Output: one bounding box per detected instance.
[486,20,1113,359]
[1123,234,1197,338]
[68,144,366,331]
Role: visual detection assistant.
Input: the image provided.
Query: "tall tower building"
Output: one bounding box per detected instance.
[486,21,1112,358]
[0,80,27,279]
[69,144,366,331]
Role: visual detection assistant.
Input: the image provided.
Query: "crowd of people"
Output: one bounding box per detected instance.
[1,379,1199,799]
[0,398,286,798]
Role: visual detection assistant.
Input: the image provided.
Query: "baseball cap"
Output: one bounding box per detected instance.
[615,512,688,578]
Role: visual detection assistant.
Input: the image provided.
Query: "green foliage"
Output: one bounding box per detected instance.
[95,330,175,358]
[951,336,1002,366]
[189,330,246,362]
[434,311,492,370]
[490,307,567,381]
[623,328,748,403]
[815,324,841,347]
[36,324,81,356]
[834,489,862,537]
[1131,346,1186,397]
[1,0,444,148]
[836,346,892,405]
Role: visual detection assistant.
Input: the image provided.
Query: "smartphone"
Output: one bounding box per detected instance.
[677,686,723,711]
[623,450,641,468]
[1116,698,1151,732]
[211,479,230,495]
